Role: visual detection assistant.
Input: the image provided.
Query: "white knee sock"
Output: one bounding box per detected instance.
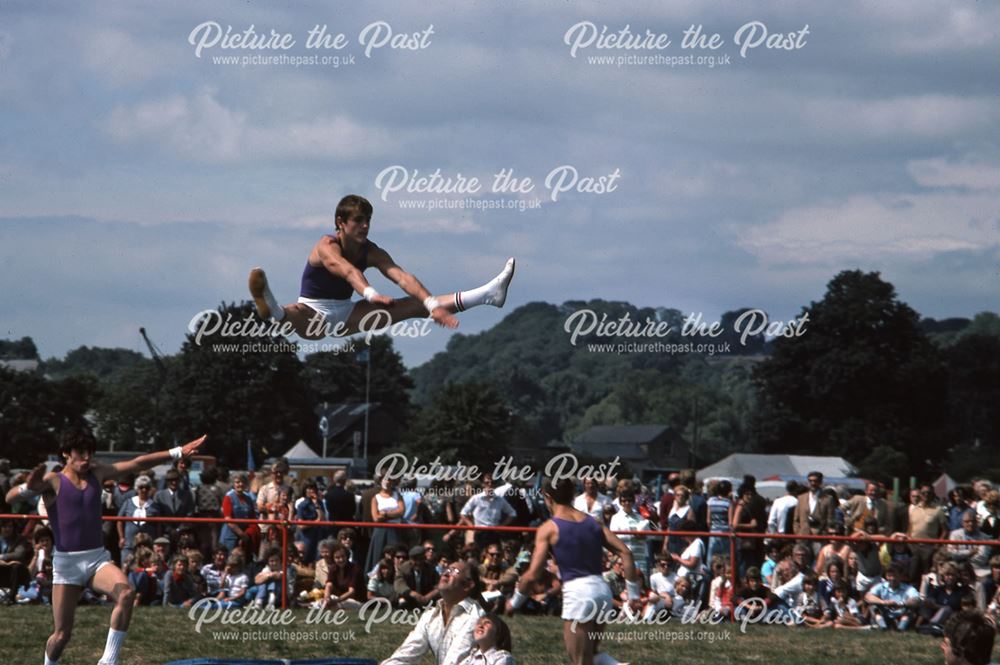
[453,258,515,311]
[262,282,285,321]
[97,628,127,665]
[44,651,58,665]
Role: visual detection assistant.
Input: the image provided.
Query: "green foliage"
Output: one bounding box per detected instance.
[753,270,949,475]
[158,302,315,466]
[0,336,38,360]
[0,366,96,466]
[403,382,513,469]
[303,335,414,428]
[856,444,912,484]
[42,345,148,380]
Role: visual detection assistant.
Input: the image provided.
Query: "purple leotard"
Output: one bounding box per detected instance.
[299,235,376,299]
[48,471,104,552]
[552,515,604,583]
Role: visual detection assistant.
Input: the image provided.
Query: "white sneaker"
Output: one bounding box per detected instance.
[485,258,515,307]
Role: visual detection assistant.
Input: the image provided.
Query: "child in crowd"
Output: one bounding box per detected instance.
[792,573,826,627]
[215,554,251,608]
[827,581,866,629]
[163,555,199,608]
[253,547,295,609]
[16,525,53,604]
[459,613,516,665]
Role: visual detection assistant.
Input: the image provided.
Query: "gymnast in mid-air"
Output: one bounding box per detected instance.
[249,194,515,338]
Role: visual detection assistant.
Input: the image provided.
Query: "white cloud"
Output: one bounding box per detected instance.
[83,29,159,86]
[104,87,395,162]
[803,95,997,140]
[738,188,999,266]
[908,158,1000,191]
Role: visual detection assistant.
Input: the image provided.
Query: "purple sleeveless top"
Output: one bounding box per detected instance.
[299,235,375,300]
[49,471,104,552]
[552,515,604,582]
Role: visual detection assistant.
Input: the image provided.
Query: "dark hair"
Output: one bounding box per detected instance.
[542,478,575,506]
[714,480,732,497]
[337,527,357,540]
[330,543,349,559]
[59,427,96,456]
[481,612,513,652]
[335,195,374,225]
[886,561,905,578]
[944,611,996,665]
[618,488,636,502]
[200,466,219,485]
[264,547,282,562]
[807,471,823,482]
[32,525,53,544]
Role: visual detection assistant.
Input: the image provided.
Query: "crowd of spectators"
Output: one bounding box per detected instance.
[2,456,1000,643]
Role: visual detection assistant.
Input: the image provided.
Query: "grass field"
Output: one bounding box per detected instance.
[4,605,979,665]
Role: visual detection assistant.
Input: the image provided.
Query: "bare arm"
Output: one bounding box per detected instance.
[516,522,554,591]
[97,435,206,483]
[369,246,457,328]
[316,240,387,302]
[369,246,432,302]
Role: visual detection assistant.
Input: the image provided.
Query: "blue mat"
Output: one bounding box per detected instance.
[164,660,377,665]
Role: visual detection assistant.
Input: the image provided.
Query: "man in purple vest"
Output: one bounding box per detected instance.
[248,194,516,339]
[11,428,206,665]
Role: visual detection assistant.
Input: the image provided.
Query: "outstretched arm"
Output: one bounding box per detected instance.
[96,435,207,483]
[5,464,56,505]
[316,241,392,305]
[368,246,457,328]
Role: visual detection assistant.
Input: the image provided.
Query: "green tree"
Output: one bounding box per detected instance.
[753,270,948,473]
[402,383,513,470]
[0,367,95,466]
[159,302,314,467]
[303,335,414,427]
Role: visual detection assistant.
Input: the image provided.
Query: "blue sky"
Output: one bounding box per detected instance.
[2,1,998,366]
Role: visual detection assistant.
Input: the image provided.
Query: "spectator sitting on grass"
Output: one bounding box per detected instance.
[368,560,398,604]
[380,558,484,665]
[201,545,228,597]
[253,547,295,609]
[827,580,866,629]
[17,524,54,604]
[458,613,515,665]
[733,566,777,622]
[865,562,920,631]
[215,553,250,608]
[128,546,159,605]
[642,555,677,621]
[162,555,199,608]
[921,562,974,632]
[922,550,953,599]
[819,559,847,605]
[792,572,827,627]
[324,542,364,610]
[0,518,30,605]
[976,555,1000,610]
[186,550,207,598]
[940,610,995,665]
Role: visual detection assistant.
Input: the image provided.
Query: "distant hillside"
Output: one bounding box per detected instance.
[410,300,762,458]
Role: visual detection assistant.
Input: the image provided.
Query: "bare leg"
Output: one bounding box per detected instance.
[47,584,83,662]
[563,619,597,665]
[92,563,136,631]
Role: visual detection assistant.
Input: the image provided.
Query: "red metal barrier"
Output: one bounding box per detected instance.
[3,512,998,610]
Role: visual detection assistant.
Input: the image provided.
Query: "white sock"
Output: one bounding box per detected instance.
[453,258,515,311]
[593,652,626,665]
[262,282,285,321]
[44,651,57,665]
[97,628,127,665]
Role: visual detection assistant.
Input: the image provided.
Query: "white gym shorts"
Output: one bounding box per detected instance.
[53,547,113,587]
[561,574,614,623]
[297,297,357,336]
